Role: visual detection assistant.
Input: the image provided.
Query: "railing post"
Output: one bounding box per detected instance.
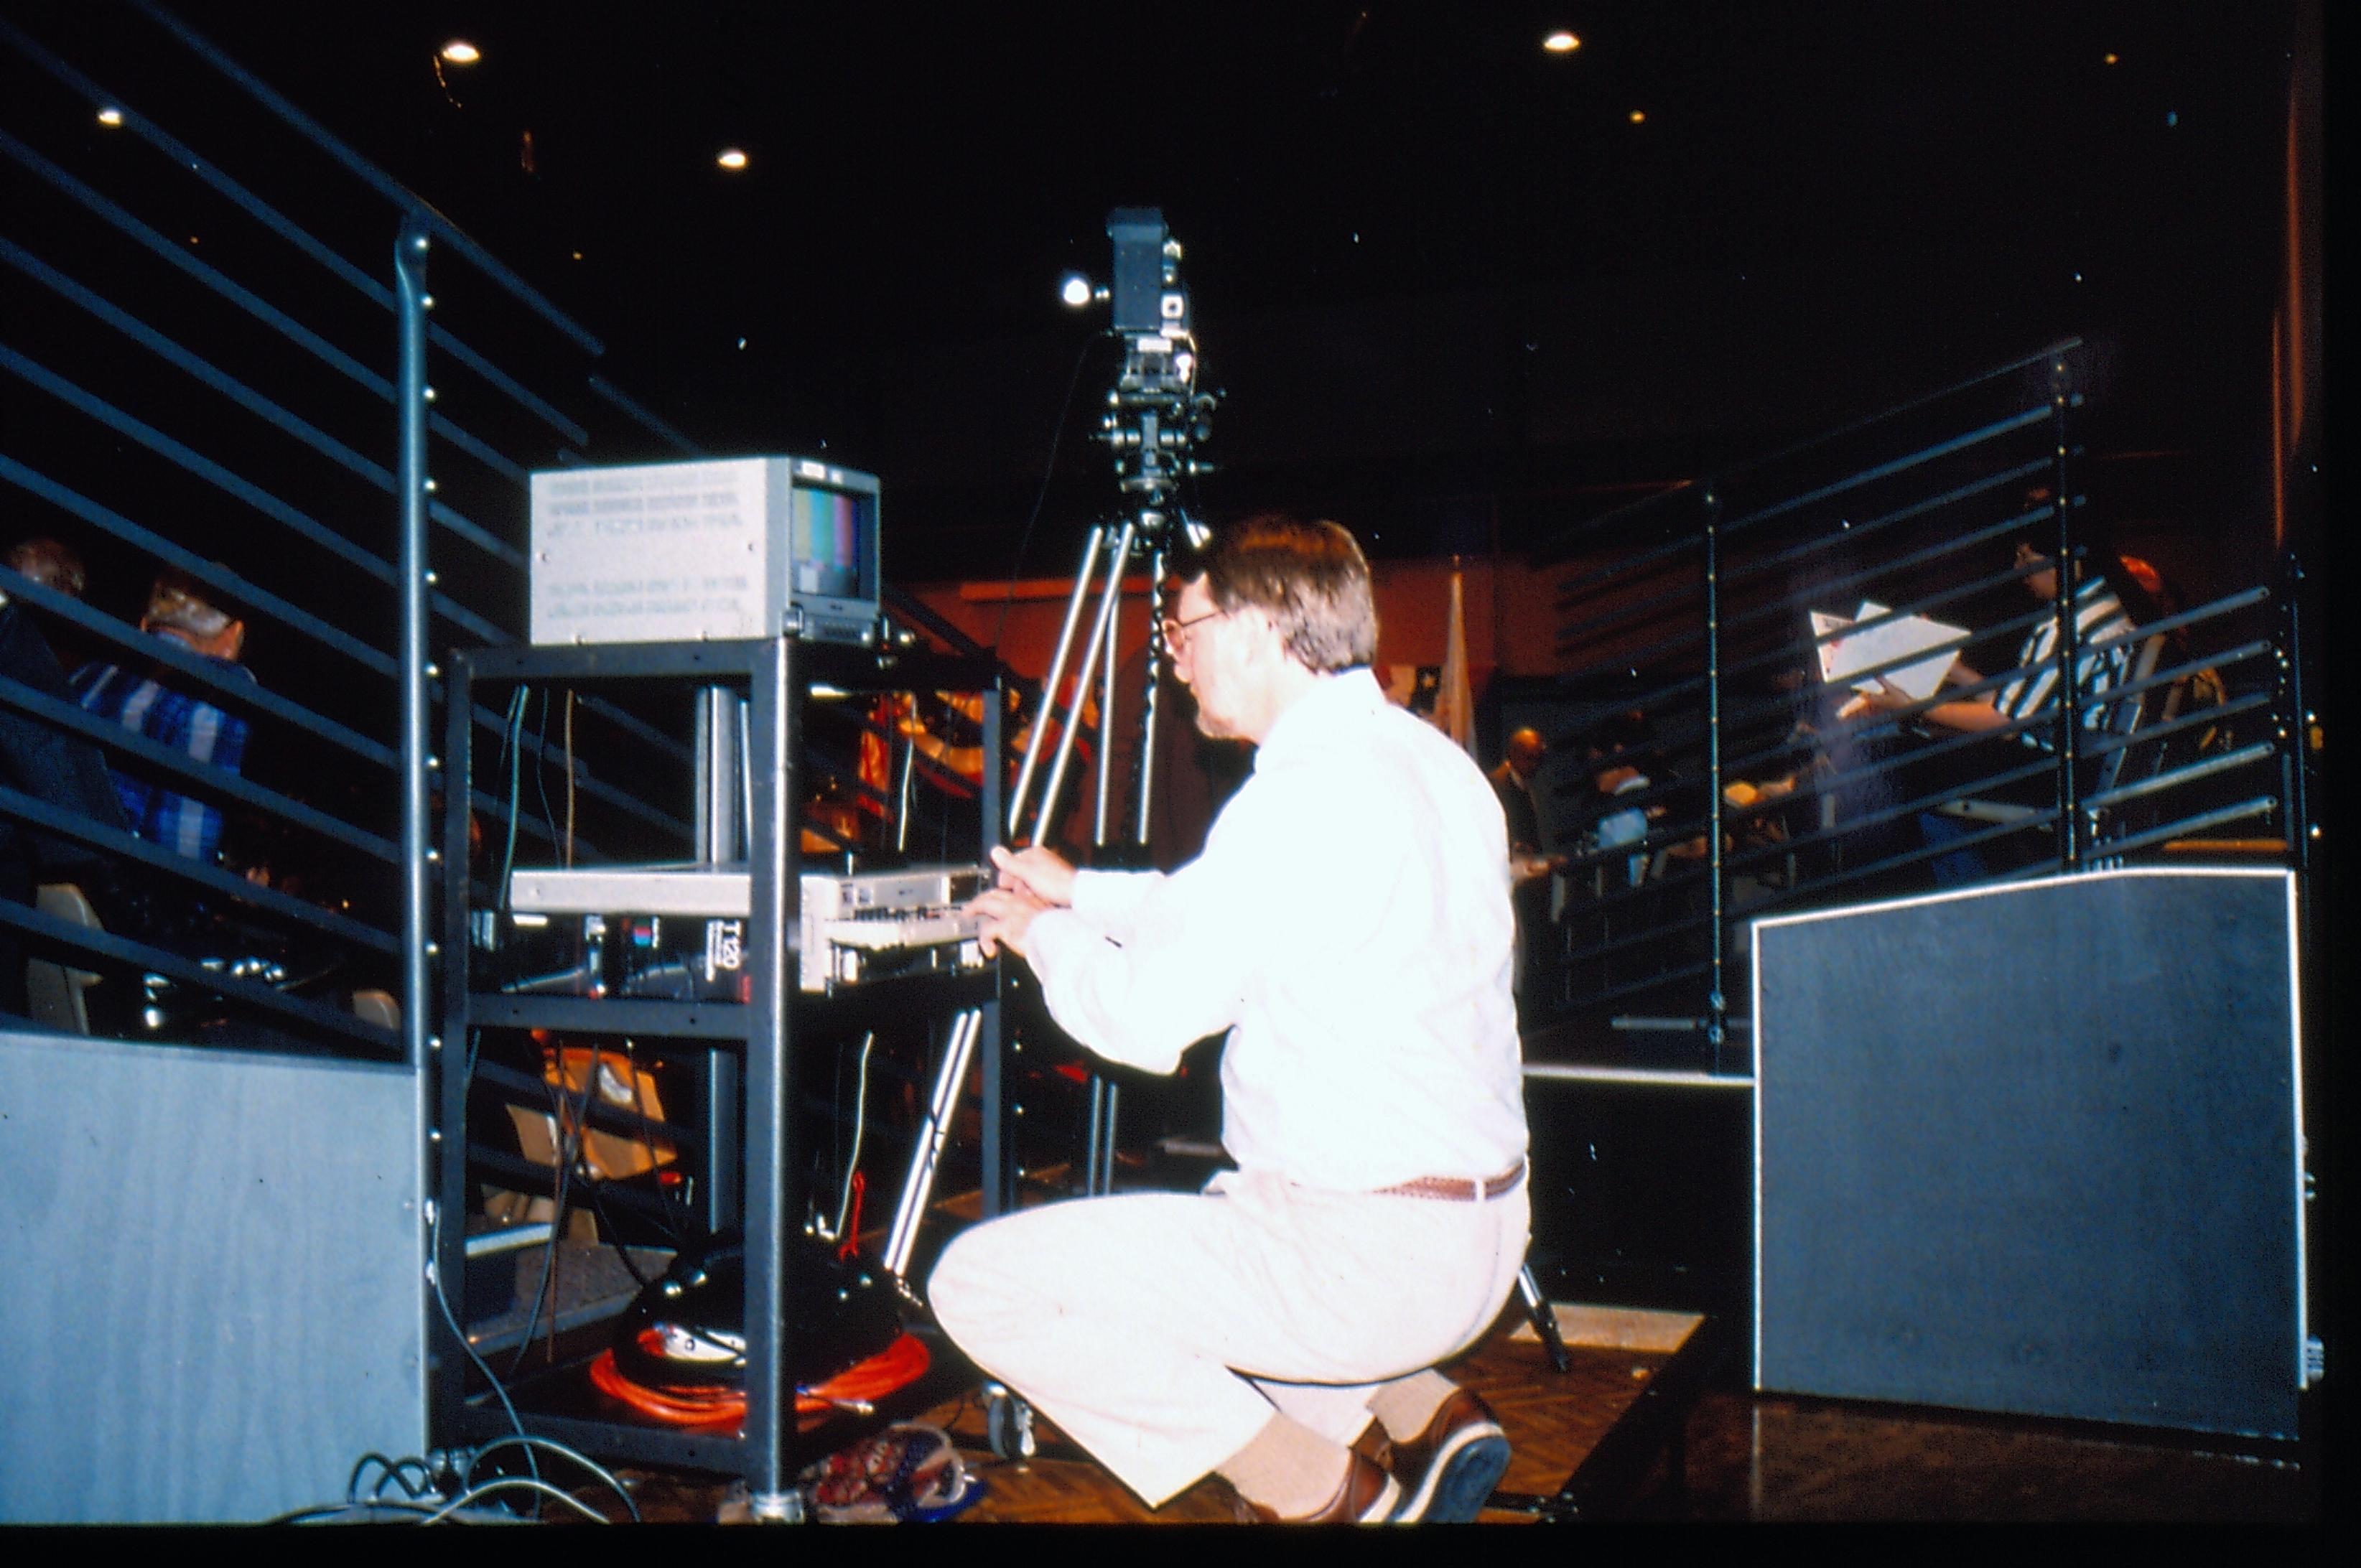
[394,214,432,1068]
[2049,349,2082,869]
[1703,482,1727,1069]
[2278,551,2309,874]
[394,211,442,1449]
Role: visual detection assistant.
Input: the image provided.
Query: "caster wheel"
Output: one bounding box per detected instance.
[984,1385,1037,1462]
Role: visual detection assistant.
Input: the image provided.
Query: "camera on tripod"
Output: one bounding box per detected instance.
[1012,207,1223,847]
[1095,207,1219,527]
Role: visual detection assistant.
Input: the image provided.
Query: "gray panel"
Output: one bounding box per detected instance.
[1752,869,2301,1438]
[0,1031,427,1523]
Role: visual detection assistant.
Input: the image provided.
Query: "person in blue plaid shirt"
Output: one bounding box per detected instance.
[69,569,256,866]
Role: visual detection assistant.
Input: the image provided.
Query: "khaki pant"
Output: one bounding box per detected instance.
[929,1167,1529,1506]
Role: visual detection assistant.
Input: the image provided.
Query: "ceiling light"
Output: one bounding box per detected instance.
[717,148,749,170]
[440,41,480,65]
[96,107,124,126]
[1542,32,1580,54]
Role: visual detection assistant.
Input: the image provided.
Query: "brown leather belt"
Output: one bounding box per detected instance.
[1374,1160,1526,1203]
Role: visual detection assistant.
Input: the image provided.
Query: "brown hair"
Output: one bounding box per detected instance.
[1183,513,1378,673]
[4,536,88,599]
[143,569,238,640]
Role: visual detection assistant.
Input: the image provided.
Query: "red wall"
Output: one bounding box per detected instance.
[902,554,1573,697]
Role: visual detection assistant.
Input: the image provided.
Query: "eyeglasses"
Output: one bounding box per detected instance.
[1159,605,1227,649]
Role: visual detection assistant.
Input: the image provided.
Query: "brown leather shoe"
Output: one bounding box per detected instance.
[1387,1387,1510,1523]
[1232,1450,1401,1524]
[1349,1417,1394,1471]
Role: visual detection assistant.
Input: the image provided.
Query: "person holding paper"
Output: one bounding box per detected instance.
[1817,601,1969,717]
[1861,534,2135,884]
[1859,537,2132,739]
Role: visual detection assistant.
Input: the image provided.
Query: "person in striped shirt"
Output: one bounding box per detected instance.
[1867,537,2133,742]
[1863,534,2135,884]
[68,569,256,867]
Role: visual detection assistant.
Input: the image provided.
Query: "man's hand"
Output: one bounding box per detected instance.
[989,844,1076,907]
[969,884,1050,961]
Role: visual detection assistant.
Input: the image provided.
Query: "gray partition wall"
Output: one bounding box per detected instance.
[1751,868,2308,1439]
[0,1028,427,1523]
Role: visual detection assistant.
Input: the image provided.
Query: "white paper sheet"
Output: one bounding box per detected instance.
[1813,599,1967,701]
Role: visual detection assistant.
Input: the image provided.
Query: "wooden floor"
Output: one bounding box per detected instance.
[590,1299,2317,1525]
[900,1302,1695,1523]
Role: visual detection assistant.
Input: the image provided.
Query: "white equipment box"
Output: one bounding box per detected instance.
[528,456,880,647]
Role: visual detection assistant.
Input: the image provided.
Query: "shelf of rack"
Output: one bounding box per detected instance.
[431,634,1007,1507]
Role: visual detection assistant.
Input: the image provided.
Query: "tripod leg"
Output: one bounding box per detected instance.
[1007,526,1107,837]
[1033,521,1136,848]
[883,1008,982,1283]
[1082,1076,1119,1195]
[1518,1263,1573,1373]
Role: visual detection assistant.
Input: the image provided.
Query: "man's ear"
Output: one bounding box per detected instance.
[1235,607,1286,668]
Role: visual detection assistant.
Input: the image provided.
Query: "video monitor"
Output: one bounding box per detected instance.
[529,456,882,647]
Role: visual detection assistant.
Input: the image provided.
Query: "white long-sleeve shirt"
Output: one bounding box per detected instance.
[1024,667,1528,1193]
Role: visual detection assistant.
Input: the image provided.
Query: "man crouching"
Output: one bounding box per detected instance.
[934,514,1527,1523]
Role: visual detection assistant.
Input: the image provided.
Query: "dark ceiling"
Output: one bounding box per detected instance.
[19,1,2307,578]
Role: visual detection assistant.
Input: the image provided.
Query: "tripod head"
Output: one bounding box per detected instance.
[1091,208,1219,546]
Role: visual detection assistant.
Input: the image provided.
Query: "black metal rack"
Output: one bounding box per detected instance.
[430,633,1007,1510]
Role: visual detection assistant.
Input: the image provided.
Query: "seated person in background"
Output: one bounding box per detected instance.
[0,537,135,1016]
[1860,533,2134,883]
[1583,709,1657,889]
[893,684,1066,788]
[70,569,258,867]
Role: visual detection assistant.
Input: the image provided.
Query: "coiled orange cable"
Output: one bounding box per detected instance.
[588,1329,931,1430]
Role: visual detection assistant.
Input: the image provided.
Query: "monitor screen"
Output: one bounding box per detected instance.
[789,481,875,602]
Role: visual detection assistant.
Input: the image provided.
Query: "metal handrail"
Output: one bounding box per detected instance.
[0,6,718,1047]
[1537,340,2077,564]
[1543,337,2294,1025]
[121,1,605,361]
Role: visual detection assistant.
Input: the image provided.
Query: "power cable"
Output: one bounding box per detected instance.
[496,687,528,908]
[463,1434,639,1523]
[424,1200,539,1496]
[504,1046,602,1381]
[417,1475,610,1525]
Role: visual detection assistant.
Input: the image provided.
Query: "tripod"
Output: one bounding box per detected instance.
[1002,514,1183,1195]
[992,211,1573,1389]
[998,209,1214,1198]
